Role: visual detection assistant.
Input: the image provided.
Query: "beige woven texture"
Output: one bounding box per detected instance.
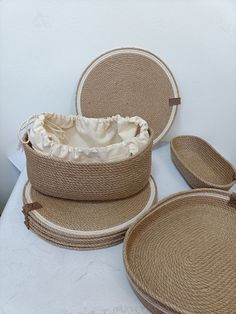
[131,281,164,314]
[29,222,124,250]
[29,218,125,244]
[124,189,236,314]
[29,224,124,250]
[171,135,236,190]
[23,178,157,249]
[23,129,153,201]
[76,48,179,144]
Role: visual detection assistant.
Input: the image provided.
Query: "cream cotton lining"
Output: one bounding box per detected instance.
[26,113,150,163]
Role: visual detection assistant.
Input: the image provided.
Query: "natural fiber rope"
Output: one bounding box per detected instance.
[124,189,236,314]
[22,178,157,243]
[29,223,124,250]
[171,136,236,190]
[76,48,180,144]
[23,128,153,201]
[130,279,168,314]
[29,218,125,246]
[28,215,126,243]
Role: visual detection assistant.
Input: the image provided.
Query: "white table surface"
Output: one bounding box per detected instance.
[0,143,194,314]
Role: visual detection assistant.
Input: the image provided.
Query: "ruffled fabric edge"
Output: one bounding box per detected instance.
[28,113,150,163]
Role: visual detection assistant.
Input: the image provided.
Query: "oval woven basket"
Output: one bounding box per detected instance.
[171,135,236,190]
[124,188,236,313]
[23,129,153,201]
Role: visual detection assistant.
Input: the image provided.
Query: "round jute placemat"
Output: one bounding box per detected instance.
[76,48,180,144]
[22,177,157,249]
[124,189,236,314]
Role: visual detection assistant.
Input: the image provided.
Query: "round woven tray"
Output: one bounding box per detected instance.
[76,48,180,144]
[171,135,236,190]
[23,177,157,249]
[23,129,153,201]
[124,188,236,313]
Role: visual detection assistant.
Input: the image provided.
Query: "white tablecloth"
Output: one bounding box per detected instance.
[0,143,190,314]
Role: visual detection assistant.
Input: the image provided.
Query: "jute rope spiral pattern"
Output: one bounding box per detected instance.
[124,189,236,313]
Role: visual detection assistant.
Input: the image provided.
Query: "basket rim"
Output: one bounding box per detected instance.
[123,188,233,314]
[23,127,153,166]
[128,274,172,314]
[75,47,180,145]
[171,135,236,189]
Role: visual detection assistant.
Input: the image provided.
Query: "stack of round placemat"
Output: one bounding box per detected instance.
[22,177,157,250]
[124,189,236,313]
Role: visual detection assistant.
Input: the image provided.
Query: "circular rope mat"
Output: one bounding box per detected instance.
[76,48,180,144]
[29,222,124,250]
[22,177,157,249]
[124,189,236,313]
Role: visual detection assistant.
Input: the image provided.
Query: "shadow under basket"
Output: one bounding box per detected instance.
[171,135,236,190]
[23,130,153,201]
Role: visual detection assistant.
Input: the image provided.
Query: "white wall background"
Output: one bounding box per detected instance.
[0,0,236,211]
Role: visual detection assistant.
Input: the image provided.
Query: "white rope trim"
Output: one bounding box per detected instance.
[24,177,157,237]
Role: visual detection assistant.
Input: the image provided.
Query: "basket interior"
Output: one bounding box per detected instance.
[125,190,236,313]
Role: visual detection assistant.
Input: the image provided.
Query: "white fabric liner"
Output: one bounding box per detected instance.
[28,113,150,163]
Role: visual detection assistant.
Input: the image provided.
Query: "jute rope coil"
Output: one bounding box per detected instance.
[22,177,157,249]
[28,218,126,244]
[171,135,236,190]
[76,48,180,144]
[29,224,124,250]
[124,188,236,313]
[23,128,153,201]
[29,222,125,250]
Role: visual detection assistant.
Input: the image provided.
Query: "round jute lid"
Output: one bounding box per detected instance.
[124,188,236,313]
[22,177,157,249]
[76,48,180,144]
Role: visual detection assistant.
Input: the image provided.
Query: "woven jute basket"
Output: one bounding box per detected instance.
[23,129,153,201]
[76,48,181,145]
[124,188,236,313]
[22,177,157,250]
[171,135,236,190]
